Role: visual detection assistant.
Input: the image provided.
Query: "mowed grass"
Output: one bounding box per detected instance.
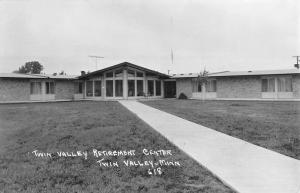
[0,101,235,193]
[142,99,300,159]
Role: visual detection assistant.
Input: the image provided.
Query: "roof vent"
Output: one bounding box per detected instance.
[248,71,252,73]
[189,73,193,75]
[180,73,184,75]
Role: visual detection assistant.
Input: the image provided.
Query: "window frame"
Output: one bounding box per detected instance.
[45,81,55,94]
[30,81,42,95]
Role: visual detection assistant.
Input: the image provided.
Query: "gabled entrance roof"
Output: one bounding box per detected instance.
[79,62,170,79]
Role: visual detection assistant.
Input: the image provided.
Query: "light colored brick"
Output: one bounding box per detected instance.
[0,78,30,101]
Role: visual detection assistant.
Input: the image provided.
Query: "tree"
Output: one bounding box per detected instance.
[15,61,43,74]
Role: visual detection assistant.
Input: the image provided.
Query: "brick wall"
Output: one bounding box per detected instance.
[176,79,193,98]
[216,76,261,98]
[55,80,75,100]
[0,78,30,101]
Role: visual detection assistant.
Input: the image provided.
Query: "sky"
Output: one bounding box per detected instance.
[0,0,299,75]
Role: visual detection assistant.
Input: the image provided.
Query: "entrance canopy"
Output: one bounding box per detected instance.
[79,62,170,99]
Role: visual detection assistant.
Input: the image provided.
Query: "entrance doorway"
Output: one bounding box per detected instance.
[164,81,176,98]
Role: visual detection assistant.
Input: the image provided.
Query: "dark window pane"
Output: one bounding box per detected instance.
[137,72,143,77]
[197,83,202,92]
[128,70,135,77]
[148,80,154,95]
[94,81,101,96]
[106,72,113,78]
[137,80,143,96]
[262,79,268,92]
[46,82,49,94]
[106,80,113,97]
[46,82,55,94]
[128,80,135,97]
[86,81,93,96]
[115,80,123,97]
[155,80,161,96]
[115,69,123,78]
[79,82,83,93]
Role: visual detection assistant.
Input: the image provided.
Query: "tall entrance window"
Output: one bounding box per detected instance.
[137,80,144,96]
[106,80,113,97]
[115,80,123,97]
[94,81,102,96]
[148,80,154,96]
[128,80,135,97]
[155,80,161,96]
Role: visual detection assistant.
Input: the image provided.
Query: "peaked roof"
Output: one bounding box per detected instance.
[0,73,78,79]
[79,62,170,79]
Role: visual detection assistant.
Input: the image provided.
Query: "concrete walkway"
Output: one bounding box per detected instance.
[119,100,300,193]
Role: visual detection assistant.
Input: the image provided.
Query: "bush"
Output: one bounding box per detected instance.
[178,93,187,99]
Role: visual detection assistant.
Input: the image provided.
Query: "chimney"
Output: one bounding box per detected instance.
[81,71,86,76]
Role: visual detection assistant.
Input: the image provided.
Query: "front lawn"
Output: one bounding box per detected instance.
[142,99,300,160]
[0,101,235,193]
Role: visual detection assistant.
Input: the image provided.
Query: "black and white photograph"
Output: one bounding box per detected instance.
[0,0,299,192]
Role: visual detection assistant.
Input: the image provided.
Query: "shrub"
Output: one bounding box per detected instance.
[178,93,187,99]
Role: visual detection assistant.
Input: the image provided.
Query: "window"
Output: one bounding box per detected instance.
[262,78,275,92]
[128,80,135,97]
[115,80,123,97]
[137,80,144,96]
[206,80,216,92]
[137,72,144,77]
[192,79,202,92]
[278,77,292,92]
[115,69,123,78]
[106,80,113,97]
[148,80,154,96]
[198,83,202,92]
[46,82,55,94]
[30,82,41,94]
[86,81,93,96]
[94,81,102,96]
[128,70,135,78]
[106,72,113,78]
[155,80,161,96]
[74,82,83,94]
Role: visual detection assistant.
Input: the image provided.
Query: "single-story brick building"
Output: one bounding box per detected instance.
[174,69,300,100]
[0,62,300,102]
[0,62,172,102]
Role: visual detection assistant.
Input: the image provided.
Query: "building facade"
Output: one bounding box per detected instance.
[174,69,300,100]
[0,62,299,102]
